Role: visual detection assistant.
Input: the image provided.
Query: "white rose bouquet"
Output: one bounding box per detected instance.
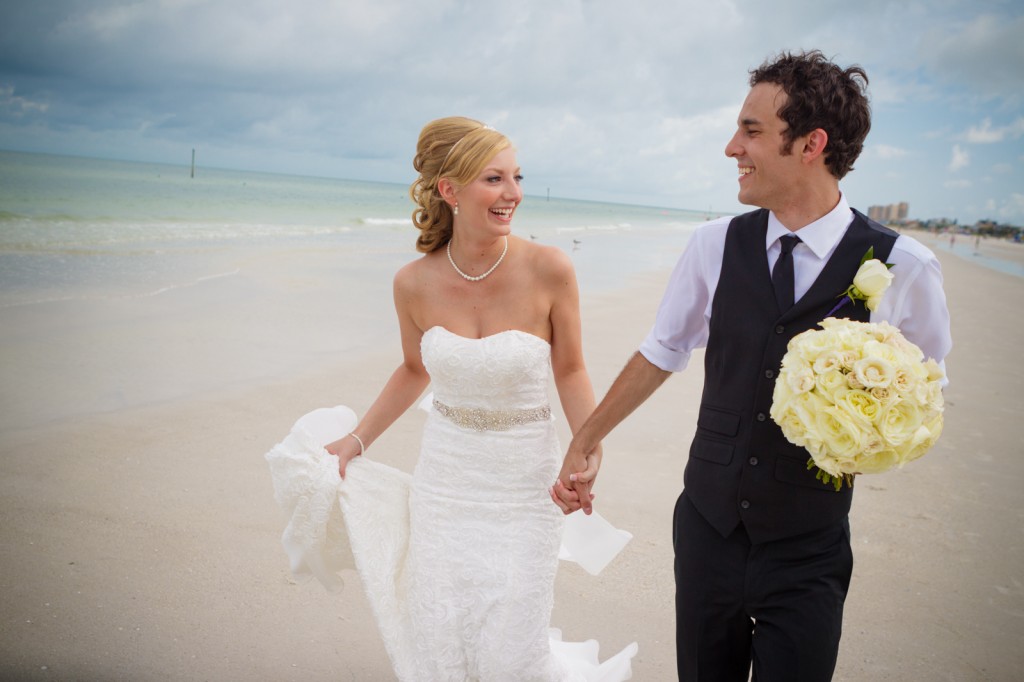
[770,253,945,490]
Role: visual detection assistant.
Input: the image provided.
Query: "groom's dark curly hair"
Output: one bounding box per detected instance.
[750,50,870,180]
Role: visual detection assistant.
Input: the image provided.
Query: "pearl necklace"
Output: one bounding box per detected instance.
[447,236,508,282]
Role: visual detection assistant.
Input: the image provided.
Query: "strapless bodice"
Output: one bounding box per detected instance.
[420,326,551,411]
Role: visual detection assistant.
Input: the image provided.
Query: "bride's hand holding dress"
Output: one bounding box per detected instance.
[325,434,361,478]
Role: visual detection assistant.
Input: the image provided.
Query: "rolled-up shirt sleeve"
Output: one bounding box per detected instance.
[639,218,728,372]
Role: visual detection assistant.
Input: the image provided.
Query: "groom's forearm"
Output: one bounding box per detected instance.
[572,351,671,455]
[553,352,670,515]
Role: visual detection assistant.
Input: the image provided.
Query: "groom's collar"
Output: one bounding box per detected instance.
[765,193,855,260]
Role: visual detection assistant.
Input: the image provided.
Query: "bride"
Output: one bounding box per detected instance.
[266,117,637,680]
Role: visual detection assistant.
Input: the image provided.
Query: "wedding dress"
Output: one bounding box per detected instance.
[266,326,638,681]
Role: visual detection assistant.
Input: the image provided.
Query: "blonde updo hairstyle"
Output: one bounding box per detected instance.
[410,117,511,253]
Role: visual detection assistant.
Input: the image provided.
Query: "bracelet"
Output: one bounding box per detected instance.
[348,432,365,455]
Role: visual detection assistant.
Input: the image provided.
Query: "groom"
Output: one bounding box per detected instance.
[552,50,952,680]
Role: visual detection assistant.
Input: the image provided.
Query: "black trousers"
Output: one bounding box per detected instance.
[673,491,853,682]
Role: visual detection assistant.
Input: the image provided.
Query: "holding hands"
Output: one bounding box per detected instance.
[548,352,672,516]
[550,440,602,515]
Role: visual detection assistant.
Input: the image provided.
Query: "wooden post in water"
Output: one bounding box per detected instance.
[191,149,195,179]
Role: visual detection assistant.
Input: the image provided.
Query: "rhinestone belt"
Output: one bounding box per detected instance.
[432,399,551,431]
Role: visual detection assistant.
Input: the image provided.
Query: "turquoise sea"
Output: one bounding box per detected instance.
[0,150,714,309]
[7,150,1018,311]
[0,150,717,428]
[2,150,1018,430]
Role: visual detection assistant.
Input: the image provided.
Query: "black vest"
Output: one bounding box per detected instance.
[684,208,898,543]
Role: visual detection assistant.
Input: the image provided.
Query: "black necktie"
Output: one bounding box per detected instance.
[772,234,801,311]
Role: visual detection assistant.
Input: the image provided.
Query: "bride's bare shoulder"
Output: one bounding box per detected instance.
[519,239,576,285]
[394,250,444,292]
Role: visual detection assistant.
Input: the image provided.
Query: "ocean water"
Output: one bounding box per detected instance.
[934,239,1024,279]
[0,151,715,429]
[0,150,710,308]
[4,151,1016,430]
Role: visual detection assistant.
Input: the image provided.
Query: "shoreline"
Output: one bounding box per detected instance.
[0,225,696,434]
[1,232,1022,680]
[4,224,1020,434]
[901,226,1024,277]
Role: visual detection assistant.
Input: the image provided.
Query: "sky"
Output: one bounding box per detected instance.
[1,0,1022,226]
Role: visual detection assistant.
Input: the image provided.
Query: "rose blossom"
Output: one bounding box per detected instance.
[786,367,816,394]
[878,398,923,446]
[853,259,894,311]
[853,356,896,389]
[815,406,866,471]
[834,387,882,427]
[812,350,846,374]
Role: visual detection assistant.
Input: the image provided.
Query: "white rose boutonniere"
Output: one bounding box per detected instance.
[827,247,895,316]
[853,259,894,311]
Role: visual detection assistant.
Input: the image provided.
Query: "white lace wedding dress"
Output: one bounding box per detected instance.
[266,326,638,681]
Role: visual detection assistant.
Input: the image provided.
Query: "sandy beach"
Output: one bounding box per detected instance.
[1,232,1022,681]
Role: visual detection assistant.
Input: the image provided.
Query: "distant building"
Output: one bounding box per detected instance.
[867,202,909,224]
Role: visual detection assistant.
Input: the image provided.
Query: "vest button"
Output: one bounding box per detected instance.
[756,412,767,422]
[749,456,759,466]
[775,325,785,334]
[740,500,751,509]
[764,369,775,379]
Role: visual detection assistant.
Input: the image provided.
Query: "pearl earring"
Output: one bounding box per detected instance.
[453,203,459,216]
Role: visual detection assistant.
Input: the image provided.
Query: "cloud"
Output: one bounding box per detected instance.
[870,144,909,160]
[965,117,1024,143]
[0,85,49,116]
[983,193,1024,221]
[948,145,970,172]
[639,107,737,158]
[1003,193,1024,219]
[919,13,1024,99]
[1,1,1022,225]
[945,179,972,189]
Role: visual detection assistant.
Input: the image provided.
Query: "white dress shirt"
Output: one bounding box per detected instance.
[639,194,952,381]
